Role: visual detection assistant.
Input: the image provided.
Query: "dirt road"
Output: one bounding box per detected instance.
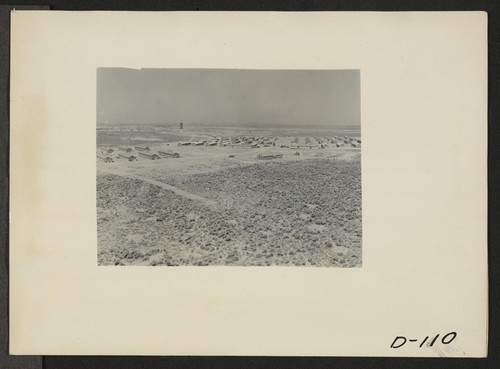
[97,167,217,207]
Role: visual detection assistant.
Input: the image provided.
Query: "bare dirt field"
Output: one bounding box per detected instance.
[97,125,361,267]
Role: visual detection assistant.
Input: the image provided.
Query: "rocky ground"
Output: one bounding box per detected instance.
[97,156,361,267]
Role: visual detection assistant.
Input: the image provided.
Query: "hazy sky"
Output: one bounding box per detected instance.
[97,68,360,127]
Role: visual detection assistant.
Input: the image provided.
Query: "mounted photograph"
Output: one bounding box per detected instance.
[11,11,487,357]
[96,68,361,266]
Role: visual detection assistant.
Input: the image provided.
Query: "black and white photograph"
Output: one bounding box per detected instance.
[96,68,361,266]
[10,10,488,357]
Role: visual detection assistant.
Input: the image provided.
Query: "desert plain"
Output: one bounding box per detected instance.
[97,124,361,267]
